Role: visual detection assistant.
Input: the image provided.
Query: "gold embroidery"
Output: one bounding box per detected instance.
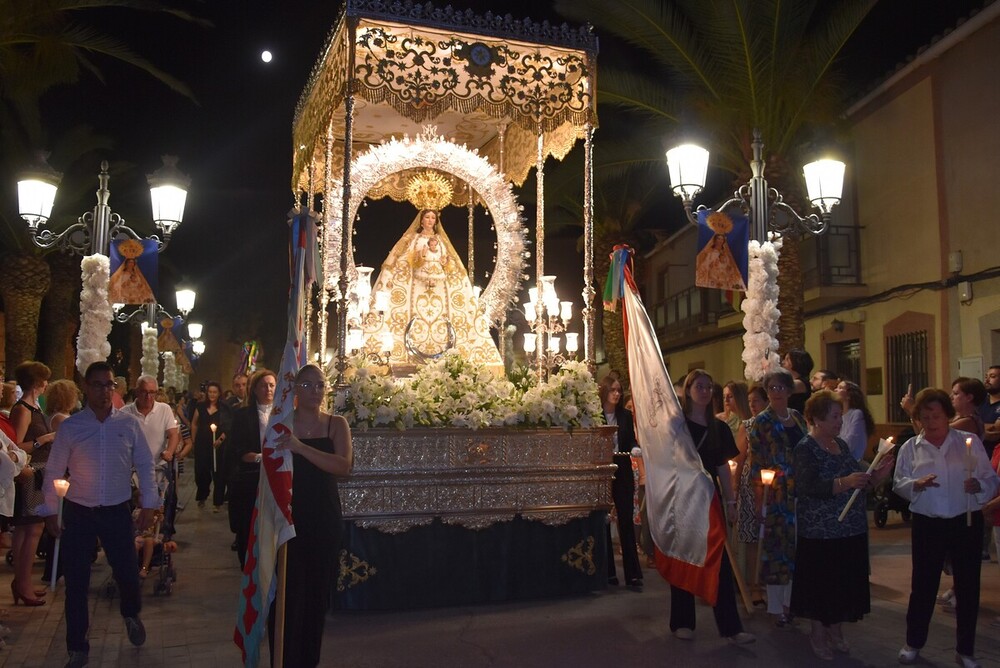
[338,549,378,591]
[561,536,596,575]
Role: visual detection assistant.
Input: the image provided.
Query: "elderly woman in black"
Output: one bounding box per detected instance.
[791,390,893,659]
[600,373,642,589]
[227,369,276,568]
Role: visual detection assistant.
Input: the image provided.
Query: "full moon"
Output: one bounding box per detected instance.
[261,50,273,63]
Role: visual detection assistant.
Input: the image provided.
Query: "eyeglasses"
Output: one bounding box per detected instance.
[297,381,326,392]
[767,384,790,392]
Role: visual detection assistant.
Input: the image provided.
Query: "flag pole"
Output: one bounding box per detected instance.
[274,543,288,668]
[723,535,754,614]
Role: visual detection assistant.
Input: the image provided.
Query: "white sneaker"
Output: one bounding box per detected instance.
[674,628,694,640]
[728,632,756,645]
[955,654,981,668]
[898,645,919,664]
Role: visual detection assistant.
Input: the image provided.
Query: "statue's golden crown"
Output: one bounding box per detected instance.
[407,171,453,212]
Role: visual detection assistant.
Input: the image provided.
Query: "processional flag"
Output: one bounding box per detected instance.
[606,245,726,605]
[234,208,318,666]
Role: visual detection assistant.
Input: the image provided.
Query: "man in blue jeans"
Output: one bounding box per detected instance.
[40,361,158,668]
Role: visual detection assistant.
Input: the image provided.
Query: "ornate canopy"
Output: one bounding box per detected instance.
[291,0,599,195]
[293,0,600,378]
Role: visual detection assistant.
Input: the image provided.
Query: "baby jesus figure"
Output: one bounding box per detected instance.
[414,235,449,285]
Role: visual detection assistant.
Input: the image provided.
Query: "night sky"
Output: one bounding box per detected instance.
[24,0,990,380]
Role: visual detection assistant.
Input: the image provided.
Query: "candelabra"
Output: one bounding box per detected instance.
[522,275,579,379]
[666,129,844,242]
[342,265,393,365]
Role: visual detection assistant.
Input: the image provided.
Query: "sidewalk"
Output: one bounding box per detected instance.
[0,468,997,667]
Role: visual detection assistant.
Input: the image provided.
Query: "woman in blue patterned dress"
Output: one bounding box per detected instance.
[748,369,805,626]
[791,390,894,660]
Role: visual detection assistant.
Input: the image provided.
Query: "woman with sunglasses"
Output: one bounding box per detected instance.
[748,368,807,627]
[269,364,353,667]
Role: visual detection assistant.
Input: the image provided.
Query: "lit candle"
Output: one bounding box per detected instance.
[728,459,738,477]
[51,479,71,589]
[754,468,777,586]
[838,436,895,522]
[966,436,974,527]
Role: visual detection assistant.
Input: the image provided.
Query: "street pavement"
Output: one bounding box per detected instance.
[0,466,997,667]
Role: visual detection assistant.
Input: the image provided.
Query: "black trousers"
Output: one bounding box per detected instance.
[669,549,743,637]
[63,501,140,653]
[906,511,983,656]
[194,441,227,506]
[606,455,642,583]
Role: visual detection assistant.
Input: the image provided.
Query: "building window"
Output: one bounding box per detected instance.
[885,330,929,423]
[830,339,861,386]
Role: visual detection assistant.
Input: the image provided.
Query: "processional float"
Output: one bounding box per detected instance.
[290,0,614,609]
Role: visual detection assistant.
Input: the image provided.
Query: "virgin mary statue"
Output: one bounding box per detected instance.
[365,206,502,371]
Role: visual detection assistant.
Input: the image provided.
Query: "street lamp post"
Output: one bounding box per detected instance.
[665,129,845,241]
[18,154,191,375]
[665,129,846,379]
[17,154,190,256]
[113,288,197,326]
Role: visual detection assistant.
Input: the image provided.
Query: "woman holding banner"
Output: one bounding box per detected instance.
[669,370,755,645]
[269,364,352,667]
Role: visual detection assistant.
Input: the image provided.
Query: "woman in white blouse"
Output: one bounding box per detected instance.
[893,388,1000,668]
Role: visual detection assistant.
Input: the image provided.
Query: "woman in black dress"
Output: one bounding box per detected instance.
[191,381,231,510]
[227,369,276,568]
[9,361,54,605]
[600,373,643,589]
[269,364,352,667]
[670,369,755,644]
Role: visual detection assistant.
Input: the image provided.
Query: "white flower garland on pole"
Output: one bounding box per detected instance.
[75,255,113,376]
[140,324,159,379]
[162,352,180,390]
[741,237,783,382]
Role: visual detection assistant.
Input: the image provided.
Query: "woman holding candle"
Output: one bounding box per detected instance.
[747,369,806,626]
[893,388,999,668]
[737,384,769,603]
[790,390,893,659]
[669,370,754,644]
[191,381,232,511]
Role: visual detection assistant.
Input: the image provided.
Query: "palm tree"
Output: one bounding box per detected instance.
[554,0,875,353]
[0,0,207,373]
[542,124,666,387]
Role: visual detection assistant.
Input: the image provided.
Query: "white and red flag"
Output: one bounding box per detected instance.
[607,246,725,604]
[234,208,317,665]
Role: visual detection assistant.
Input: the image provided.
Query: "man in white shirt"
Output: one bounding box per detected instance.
[41,362,157,668]
[121,375,178,493]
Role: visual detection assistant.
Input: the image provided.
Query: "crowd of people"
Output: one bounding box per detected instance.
[607,350,1000,668]
[0,360,352,667]
[2,347,1000,667]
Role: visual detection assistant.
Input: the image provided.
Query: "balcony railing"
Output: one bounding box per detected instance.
[800,224,863,289]
[655,286,736,336]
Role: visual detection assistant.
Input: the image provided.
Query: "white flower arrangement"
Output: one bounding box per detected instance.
[337,353,601,431]
[741,238,783,382]
[162,352,180,391]
[140,324,159,379]
[76,255,113,376]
